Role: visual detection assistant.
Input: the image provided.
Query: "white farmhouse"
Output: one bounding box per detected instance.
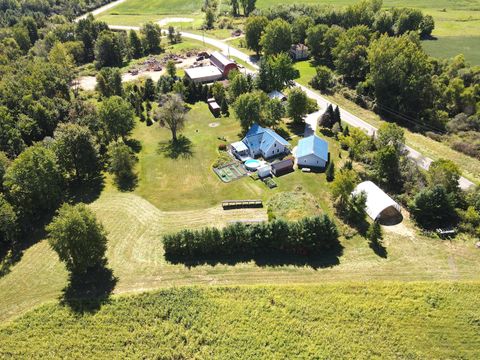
[241,123,290,159]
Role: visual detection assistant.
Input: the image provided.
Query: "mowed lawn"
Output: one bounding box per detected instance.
[1,284,480,359]
[133,102,339,211]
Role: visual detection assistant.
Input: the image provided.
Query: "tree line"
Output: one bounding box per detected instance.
[163,215,339,261]
[0,0,116,27]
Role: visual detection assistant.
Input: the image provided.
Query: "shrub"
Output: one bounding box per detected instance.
[163,216,339,260]
[409,185,456,229]
[218,143,227,151]
[212,152,231,168]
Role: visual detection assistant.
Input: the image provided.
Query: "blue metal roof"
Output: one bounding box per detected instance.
[243,124,290,153]
[296,135,329,161]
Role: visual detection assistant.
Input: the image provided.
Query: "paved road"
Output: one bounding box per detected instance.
[75,0,127,21]
[80,6,475,189]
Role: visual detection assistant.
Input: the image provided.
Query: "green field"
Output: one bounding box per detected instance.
[1,284,480,358]
[1,102,479,324]
[422,36,480,65]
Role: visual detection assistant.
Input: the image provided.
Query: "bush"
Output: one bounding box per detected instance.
[212,152,231,168]
[218,143,227,151]
[309,66,335,92]
[163,216,339,260]
[409,185,456,229]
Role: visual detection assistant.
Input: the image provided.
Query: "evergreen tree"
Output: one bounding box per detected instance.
[128,30,143,59]
[221,98,229,116]
[326,160,335,182]
[143,78,155,101]
[367,221,383,243]
[334,106,341,125]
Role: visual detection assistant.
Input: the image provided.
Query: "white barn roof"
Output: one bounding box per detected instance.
[352,181,401,221]
[184,65,222,82]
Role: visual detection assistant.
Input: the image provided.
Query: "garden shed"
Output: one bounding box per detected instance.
[257,165,272,178]
[271,159,294,177]
[352,181,402,224]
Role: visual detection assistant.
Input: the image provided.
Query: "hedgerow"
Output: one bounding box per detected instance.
[163,216,339,260]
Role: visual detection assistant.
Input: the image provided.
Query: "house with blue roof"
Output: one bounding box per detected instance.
[296,135,329,168]
[232,123,290,160]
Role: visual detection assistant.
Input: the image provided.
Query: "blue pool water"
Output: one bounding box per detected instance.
[244,159,261,170]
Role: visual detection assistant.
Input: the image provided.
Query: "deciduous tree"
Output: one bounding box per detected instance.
[245,16,268,56]
[47,203,108,274]
[99,96,135,141]
[154,94,188,142]
[260,18,291,56]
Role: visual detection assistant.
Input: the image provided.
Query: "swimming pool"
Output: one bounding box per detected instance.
[244,159,261,171]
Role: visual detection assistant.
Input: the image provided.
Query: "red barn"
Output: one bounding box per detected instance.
[210,51,238,77]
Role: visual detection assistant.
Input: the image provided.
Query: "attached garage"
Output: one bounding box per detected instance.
[352,181,402,224]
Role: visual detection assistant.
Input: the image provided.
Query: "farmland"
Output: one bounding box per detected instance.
[1,102,480,324]
[1,284,480,358]
[95,0,480,64]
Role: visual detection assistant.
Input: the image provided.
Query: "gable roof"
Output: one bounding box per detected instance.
[244,124,290,154]
[210,51,235,71]
[296,135,329,161]
[352,181,401,220]
[268,90,287,101]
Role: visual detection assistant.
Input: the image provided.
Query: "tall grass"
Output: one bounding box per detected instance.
[1,283,479,359]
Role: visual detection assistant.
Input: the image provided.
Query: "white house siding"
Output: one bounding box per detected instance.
[297,153,326,168]
[263,142,288,159]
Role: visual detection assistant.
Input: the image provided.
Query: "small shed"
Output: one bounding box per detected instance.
[208,99,220,117]
[271,159,294,177]
[268,90,287,102]
[352,181,402,224]
[257,165,272,178]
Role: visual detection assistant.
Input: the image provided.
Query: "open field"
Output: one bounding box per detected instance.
[95,0,480,63]
[294,61,480,184]
[422,36,480,65]
[1,284,480,358]
[1,101,479,323]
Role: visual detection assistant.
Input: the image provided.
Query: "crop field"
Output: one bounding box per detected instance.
[95,0,480,63]
[1,284,480,358]
[422,36,480,65]
[1,101,479,324]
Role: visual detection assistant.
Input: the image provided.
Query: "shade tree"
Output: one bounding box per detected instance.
[260,18,292,56]
[99,96,135,141]
[4,144,64,223]
[47,203,108,274]
[154,94,189,142]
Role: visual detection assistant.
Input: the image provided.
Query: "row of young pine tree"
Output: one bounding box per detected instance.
[163,215,339,260]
